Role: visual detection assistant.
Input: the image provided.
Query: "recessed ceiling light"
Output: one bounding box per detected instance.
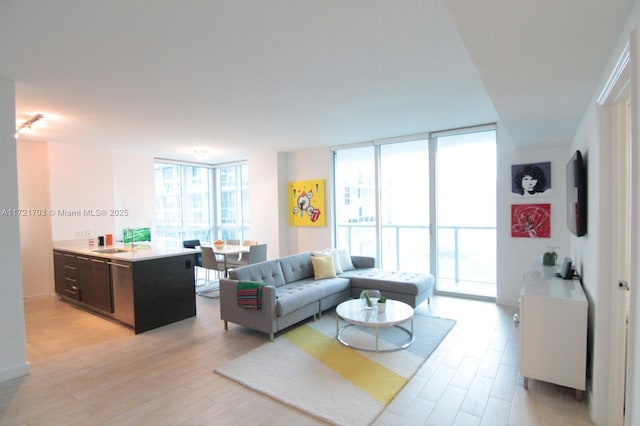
[193,149,209,161]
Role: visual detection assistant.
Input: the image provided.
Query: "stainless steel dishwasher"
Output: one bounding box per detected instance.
[109,260,134,327]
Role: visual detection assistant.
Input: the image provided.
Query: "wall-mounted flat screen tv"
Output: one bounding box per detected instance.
[566,150,587,237]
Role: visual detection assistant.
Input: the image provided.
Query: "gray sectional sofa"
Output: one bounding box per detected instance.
[219,251,434,340]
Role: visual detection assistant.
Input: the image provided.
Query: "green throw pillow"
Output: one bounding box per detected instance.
[311,255,337,280]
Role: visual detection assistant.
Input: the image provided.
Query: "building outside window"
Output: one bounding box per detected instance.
[154,161,249,248]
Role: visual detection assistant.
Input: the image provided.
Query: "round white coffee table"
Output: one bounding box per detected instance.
[335,299,414,352]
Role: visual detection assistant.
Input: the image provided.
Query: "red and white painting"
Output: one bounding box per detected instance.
[511,203,551,238]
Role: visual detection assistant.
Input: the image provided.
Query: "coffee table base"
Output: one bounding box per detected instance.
[336,320,414,352]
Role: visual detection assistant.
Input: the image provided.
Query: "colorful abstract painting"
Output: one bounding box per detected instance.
[511,203,551,238]
[288,179,326,227]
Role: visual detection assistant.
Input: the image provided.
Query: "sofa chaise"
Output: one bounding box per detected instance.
[219,251,434,340]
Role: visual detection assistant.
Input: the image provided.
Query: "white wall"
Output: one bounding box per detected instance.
[0,76,29,383]
[112,151,155,238]
[496,125,571,306]
[285,147,333,254]
[16,140,54,297]
[248,151,286,259]
[571,3,640,423]
[48,142,116,241]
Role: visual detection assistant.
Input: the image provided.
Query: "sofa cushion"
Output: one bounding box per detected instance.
[341,268,434,296]
[275,277,351,317]
[337,249,356,271]
[312,248,344,274]
[279,252,314,283]
[311,255,337,280]
[228,259,286,287]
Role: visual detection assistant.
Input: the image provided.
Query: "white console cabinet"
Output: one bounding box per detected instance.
[518,269,588,399]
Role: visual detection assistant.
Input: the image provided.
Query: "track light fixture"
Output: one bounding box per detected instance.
[15,113,44,138]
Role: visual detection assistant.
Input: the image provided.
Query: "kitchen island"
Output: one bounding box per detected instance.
[53,244,199,333]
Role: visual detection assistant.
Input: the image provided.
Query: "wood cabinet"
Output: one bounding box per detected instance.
[53,251,66,295]
[53,252,112,313]
[518,270,588,399]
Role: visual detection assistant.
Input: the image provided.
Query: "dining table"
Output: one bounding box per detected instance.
[209,244,251,272]
[194,244,252,287]
[210,244,251,256]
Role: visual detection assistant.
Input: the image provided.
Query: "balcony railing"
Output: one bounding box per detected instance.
[337,223,496,287]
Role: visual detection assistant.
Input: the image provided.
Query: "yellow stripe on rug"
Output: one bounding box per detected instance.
[284,324,407,405]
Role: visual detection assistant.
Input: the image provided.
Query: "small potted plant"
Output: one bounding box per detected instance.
[360,289,381,309]
[377,295,387,313]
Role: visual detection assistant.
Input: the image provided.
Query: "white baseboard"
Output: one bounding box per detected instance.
[0,362,30,384]
[496,296,519,307]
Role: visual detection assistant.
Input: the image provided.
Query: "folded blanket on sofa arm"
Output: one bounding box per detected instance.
[237,281,266,309]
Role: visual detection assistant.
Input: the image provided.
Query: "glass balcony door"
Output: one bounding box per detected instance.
[433,128,496,297]
[379,140,430,272]
[334,125,496,300]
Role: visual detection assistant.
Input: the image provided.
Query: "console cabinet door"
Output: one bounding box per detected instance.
[519,272,587,396]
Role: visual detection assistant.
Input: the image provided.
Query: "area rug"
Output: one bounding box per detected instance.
[214,310,455,425]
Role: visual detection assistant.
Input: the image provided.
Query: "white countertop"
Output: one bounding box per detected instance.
[521,270,587,303]
[53,243,200,263]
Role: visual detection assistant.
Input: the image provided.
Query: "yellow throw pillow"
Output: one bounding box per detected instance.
[312,248,343,274]
[311,255,337,280]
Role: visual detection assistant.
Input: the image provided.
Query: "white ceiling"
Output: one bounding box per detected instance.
[0,0,634,163]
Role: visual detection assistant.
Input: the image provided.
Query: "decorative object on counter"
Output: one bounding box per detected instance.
[360,289,381,309]
[377,294,387,313]
[542,248,558,266]
[105,233,113,245]
[123,227,151,244]
[98,236,105,246]
[214,240,225,249]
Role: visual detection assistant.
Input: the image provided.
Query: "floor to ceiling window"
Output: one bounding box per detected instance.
[434,128,496,297]
[334,125,496,298]
[379,139,430,272]
[217,164,249,242]
[154,161,249,248]
[334,147,377,258]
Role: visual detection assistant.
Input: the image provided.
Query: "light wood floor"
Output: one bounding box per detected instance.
[1,294,593,425]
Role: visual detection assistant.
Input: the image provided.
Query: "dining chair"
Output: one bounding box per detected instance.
[183,239,204,284]
[227,243,267,270]
[228,240,258,264]
[182,239,202,266]
[200,246,228,284]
